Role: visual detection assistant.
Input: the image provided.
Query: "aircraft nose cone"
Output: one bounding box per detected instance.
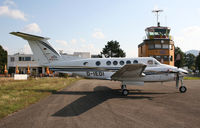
[178,68,188,74]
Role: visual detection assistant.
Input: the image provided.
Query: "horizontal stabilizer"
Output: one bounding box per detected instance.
[10,32,50,41]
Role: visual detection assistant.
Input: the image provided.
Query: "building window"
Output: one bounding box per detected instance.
[10,57,15,62]
[25,57,31,61]
[19,57,24,61]
[148,44,154,49]
[119,61,125,65]
[126,60,131,64]
[155,44,161,49]
[163,56,169,61]
[113,61,118,65]
[162,44,169,49]
[96,61,101,66]
[155,56,161,61]
[106,61,111,65]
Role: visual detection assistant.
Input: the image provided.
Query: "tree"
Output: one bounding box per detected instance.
[0,45,8,74]
[195,52,200,71]
[174,47,185,68]
[185,53,196,70]
[100,40,126,58]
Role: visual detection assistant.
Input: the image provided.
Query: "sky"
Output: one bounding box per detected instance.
[1,0,200,57]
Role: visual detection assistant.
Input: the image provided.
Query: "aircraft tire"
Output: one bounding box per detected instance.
[122,89,129,96]
[179,86,187,93]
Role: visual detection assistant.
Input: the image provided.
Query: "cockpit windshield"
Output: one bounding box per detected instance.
[154,59,161,65]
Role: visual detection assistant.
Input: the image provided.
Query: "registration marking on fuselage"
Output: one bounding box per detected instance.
[86,71,105,76]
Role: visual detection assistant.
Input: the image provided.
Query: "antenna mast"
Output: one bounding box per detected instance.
[152,9,163,27]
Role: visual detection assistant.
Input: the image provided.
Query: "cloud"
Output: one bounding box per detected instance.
[92,31,105,39]
[174,26,200,51]
[22,23,41,33]
[71,39,77,44]
[1,45,9,51]
[0,5,26,21]
[80,38,86,43]
[55,40,68,47]
[197,8,200,15]
[54,38,100,55]
[3,0,16,7]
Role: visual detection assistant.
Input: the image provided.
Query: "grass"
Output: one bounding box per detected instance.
[0,77,80,119]
[184,76,200,80]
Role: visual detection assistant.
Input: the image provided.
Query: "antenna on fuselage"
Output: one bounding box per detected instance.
[152,9,163,27]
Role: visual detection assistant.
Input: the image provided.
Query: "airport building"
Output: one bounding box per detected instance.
[7,52,91,75]
[138,26,175,65]
[7,53,45,75]
[138,11,175,66]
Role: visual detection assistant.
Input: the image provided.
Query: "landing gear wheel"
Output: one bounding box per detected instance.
[179,86,187,93]
[122,89,129,96]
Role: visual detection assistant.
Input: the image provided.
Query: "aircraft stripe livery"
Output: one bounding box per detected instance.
[10,32,188,96]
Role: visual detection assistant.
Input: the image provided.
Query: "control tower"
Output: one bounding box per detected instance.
[138,10,174,66]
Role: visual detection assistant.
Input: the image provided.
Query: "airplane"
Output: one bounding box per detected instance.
[10,32,188,96]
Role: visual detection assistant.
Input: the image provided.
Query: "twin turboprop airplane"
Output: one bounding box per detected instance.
[10,32,188,96]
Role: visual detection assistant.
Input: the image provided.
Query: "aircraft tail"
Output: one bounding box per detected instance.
[10,32,61,65]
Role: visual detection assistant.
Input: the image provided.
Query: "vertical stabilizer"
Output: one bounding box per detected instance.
[10,32,60,65]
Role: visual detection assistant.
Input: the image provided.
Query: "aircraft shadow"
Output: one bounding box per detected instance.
[52,86,167,117]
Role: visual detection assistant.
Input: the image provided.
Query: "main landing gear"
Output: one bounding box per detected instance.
[121,85,129,96]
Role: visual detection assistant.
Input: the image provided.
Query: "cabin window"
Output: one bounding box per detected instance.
[113,61,118,65]
[155,44,161,49]
[120,61,124,65]
[126,60,131,64]
[96,61,101,66]
[147,60,153,65]
[83,62,88,66]
[133,60,138,63]
[106,61,111,65]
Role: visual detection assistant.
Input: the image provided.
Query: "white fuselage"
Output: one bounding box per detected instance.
[47,57,184,84]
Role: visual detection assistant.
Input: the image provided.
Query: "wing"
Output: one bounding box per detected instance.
[111,64,147,81]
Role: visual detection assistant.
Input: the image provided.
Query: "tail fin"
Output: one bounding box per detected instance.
[10,32,61,65]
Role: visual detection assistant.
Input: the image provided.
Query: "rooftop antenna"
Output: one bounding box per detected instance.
[152,9,163,27]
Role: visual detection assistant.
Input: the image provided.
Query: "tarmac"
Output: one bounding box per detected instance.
[0,79,200,128]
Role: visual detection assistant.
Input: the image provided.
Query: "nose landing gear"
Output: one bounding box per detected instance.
[179,78,187,93]
[177,76,187,93]
[179,86,187,93]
